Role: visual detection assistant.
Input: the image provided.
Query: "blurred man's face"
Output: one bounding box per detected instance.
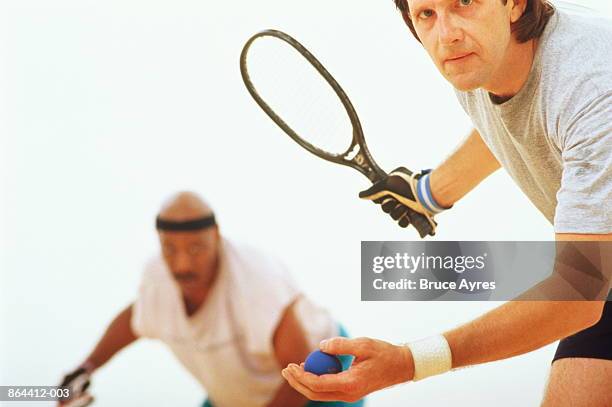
[408,0,514,91]
[159,227,220,296]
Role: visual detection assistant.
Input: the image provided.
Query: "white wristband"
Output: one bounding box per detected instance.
[406,335,452,381]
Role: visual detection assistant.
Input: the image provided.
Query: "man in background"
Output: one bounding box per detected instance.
[59,191,362,407]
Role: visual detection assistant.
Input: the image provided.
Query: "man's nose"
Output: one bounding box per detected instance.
[437,12,464,46]
[173,251,192,273]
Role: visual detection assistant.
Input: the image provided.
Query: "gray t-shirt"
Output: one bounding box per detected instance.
[455,10,612,234]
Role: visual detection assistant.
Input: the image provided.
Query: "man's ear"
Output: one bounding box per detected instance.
[508,0,528,24]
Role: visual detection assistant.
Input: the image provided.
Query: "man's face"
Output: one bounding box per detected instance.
[159,227,220,295]
[408,0,514,91]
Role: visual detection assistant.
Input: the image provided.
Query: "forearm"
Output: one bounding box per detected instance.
[437,235,609,373]
[430,128,500,208]
[84,304,138,371]
[443,298,604,369]
[268,298,311,407]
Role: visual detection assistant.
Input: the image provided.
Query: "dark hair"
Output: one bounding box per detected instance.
[393,0,555,43]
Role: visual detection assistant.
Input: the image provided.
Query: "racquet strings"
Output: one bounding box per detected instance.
[245,36,353,156]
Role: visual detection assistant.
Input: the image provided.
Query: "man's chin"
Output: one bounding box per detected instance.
[445,73,484,92]
[177,279,202,290]
[451,79,481,92]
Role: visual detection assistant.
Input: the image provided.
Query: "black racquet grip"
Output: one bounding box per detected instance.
[407,209,435,238]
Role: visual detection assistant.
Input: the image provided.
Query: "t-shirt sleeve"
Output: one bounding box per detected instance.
[554,92,612,234]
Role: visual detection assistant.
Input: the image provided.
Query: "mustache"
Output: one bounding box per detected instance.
[172,272,199,282]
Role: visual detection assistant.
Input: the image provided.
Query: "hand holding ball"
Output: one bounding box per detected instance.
[304,350,343,375]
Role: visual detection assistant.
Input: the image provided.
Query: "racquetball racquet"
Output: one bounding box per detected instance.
[240,29,434,237]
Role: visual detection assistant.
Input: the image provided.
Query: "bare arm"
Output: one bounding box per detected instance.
[444,300,605,370]
[443,233,610,370]
[266,298,312,407]
[83,303,139,372]
[430,128,501,207]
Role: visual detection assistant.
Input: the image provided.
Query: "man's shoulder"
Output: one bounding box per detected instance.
[552,10,612,48]
[533,11,612,142]
[223,238,278,265]
[540,11,612,100]
[143,254,167,274]
[222,237,291,281]
[138,255,171,286]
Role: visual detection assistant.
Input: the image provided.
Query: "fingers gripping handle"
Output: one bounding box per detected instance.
[408,210,436,238]
[361,168,437,238]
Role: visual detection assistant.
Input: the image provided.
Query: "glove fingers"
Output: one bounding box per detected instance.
[361,167,417,201]
[411,212,436,238]
[390,204,408,221]
[398,212,412,228]
[60,368,86,387]
[359,182,387,200]
[373,196,387,204]
[381,198,398,213]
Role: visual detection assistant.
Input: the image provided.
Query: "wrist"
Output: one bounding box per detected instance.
[405,334,453,381]
[416,170,452,214]
[394,344,415,383]
[428,170,455,209]
[80,360,97,374]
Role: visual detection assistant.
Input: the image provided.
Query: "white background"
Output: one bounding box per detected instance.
[1,1,610,406]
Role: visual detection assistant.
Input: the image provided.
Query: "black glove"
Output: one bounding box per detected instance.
[58,366,94,407]
[359,167,438,237]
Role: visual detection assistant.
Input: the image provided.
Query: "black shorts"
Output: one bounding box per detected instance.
[553,291,612,362]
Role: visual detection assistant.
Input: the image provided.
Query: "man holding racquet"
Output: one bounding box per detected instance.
[58,192,363,407]
[282,1,611,405]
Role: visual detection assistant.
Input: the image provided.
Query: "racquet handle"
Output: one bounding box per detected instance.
[408,210,436,238]
[362,167,437,238]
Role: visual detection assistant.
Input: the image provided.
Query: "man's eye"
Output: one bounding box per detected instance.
[459,0,473,6]
[419,9,434,19]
